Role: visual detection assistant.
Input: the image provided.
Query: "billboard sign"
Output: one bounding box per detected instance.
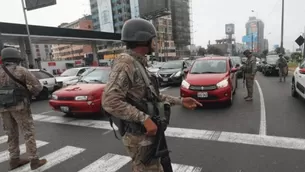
[25,0,56,11]
[138,0,170,19]
[242,34,257,43]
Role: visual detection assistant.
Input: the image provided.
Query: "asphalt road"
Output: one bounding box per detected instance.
[1,72,305,172]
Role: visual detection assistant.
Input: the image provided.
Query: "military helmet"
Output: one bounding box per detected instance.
[121,18,157,43]
[243,49,252,56]
[1,47,22,61]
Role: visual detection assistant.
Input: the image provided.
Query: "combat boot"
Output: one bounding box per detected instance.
[244,96,249,99]
[30,158,47,170]
[245,97,253,101]
[9,158,30,170]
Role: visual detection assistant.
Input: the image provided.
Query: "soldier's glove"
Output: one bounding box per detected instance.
[144,118,158,136]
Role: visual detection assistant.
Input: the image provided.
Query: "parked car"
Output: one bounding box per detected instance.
[29,69,60,100]
[180,56,238,106]
[292,60,305,98]
[156,60,188,86]
[49,67,111,116]
[55,67,89,87]
[147,61,164,75]
[230,56,243,78]
[261,55,279,76]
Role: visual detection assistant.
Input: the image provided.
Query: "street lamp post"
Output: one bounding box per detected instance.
[280,0,284,54]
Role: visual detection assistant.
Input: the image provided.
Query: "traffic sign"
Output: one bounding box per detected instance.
[295,35,305,46]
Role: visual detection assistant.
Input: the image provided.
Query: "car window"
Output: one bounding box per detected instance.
[80,69,111,84]
[229,59,233,68]
[31,71,53,79]
[77,68,87,76]
[60,68,80,77]
[300,61,305,69]
[190,59,227,74]
[161,61,183,69]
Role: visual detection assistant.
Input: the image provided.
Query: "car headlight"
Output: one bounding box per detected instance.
[51,94,58,100]
[216,78,229,88]
[75,96,88,101]
[181,80,190,89]
[174,71,181,77]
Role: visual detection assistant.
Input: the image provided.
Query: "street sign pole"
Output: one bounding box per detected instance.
[21,0,32,68]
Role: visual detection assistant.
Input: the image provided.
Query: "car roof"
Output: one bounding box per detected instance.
[28,69,41,72]
[197,56,228,60]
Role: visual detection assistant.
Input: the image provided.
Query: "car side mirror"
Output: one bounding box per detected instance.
[235,64,240,68]
[184,69,189,74]
[299,68,305,74]
[231,68,238,73]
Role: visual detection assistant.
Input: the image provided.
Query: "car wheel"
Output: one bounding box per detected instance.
[291,78,298,98]
[37,87,49,100]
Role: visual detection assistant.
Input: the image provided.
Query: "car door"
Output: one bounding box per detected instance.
[295,61,305,97]
[228,59,236,90]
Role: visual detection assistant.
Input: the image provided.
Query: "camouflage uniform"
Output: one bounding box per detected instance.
[242,55,256,100]
[276,57,288,82]
[0,63,42,161]
[102,50,181,172]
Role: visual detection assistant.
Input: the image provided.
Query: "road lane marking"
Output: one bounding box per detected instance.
[11,146,85,172]
[0,140,48,164]
[33,114,305,151]
[255,80,267,135]
[0,135,8,145]
[78,153,202,172]
[78,153,131,172]
[160,86,171,92]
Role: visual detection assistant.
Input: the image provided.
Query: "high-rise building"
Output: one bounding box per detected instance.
[245,17,264,54]
[33,44,52,61]
[264,39,269,51]
[51,15,93,60]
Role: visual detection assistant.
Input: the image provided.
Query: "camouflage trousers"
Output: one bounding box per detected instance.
[245,73,255,98]
[278,67,288,81]
[122,133,164,172]
[0,108,39,160]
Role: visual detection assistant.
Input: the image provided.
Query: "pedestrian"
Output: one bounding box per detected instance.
[276,53,288,82]
[0,47,47,170]
[241,50,257,101]
[102,18,202,172]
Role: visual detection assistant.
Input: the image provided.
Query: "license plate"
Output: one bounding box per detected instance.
[163,78,168,82]
[197,92,208,98]
[60,106,69,112]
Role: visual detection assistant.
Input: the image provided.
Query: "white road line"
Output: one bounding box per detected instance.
[78,153,202,172]
[160,86,171,92]
[11,146,85,172]
[255,80,267,135]
[78,153,131,172]
[0,135,8,145]
[0,140,48,163]
[33,114,305,151]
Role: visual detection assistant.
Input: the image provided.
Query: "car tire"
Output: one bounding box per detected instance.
[291,78,298,98]
[226,91,233,107]
[37,87,49,100]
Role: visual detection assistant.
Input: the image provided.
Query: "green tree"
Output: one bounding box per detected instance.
[262,49,268,57]
[275,47,285,54]
[291,52,302,62]
[197,47,206,56]
[207,46,224,56]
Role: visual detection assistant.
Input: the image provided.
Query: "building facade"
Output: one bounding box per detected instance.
[245,16,265,54]
[34,44,52,61]
[263,39,269,51]
[52,15,93,60]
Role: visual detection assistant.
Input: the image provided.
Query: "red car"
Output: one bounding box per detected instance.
[180,56,238,106]
[49,67,110,116]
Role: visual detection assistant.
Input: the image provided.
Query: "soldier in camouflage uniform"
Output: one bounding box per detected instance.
[276,54,288,82]
[0,48,47,170]
[102,18,202,172]
[241,50,257,101]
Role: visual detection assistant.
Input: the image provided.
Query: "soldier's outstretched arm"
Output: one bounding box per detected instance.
[159,93,182,106]
[102,61,150,123]
[23,69,43,96]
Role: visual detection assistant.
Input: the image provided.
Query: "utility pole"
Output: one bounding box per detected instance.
[280,0,284,54]
[251,34,254,52]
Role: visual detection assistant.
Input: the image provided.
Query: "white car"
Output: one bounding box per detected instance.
[292,62,305,98]
[29,69,58,100]
[55,67,89,87]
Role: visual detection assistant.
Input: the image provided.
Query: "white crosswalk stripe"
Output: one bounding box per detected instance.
[0,140,48,164]
[10,146,85,172]
[0,136,203,172]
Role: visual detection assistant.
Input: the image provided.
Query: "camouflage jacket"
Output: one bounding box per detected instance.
[242,56,257,75]
[102,50,182,146]
[276,57,288,68]
[0,63,43,112]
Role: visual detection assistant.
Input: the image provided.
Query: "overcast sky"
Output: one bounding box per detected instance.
[0,0,304,51]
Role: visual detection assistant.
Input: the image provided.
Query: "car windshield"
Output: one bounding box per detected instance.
[60,68,80,77]
[80,69,110,84]
[161,61,183,69]
[190,59,227,74]
[266,56,279,63]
